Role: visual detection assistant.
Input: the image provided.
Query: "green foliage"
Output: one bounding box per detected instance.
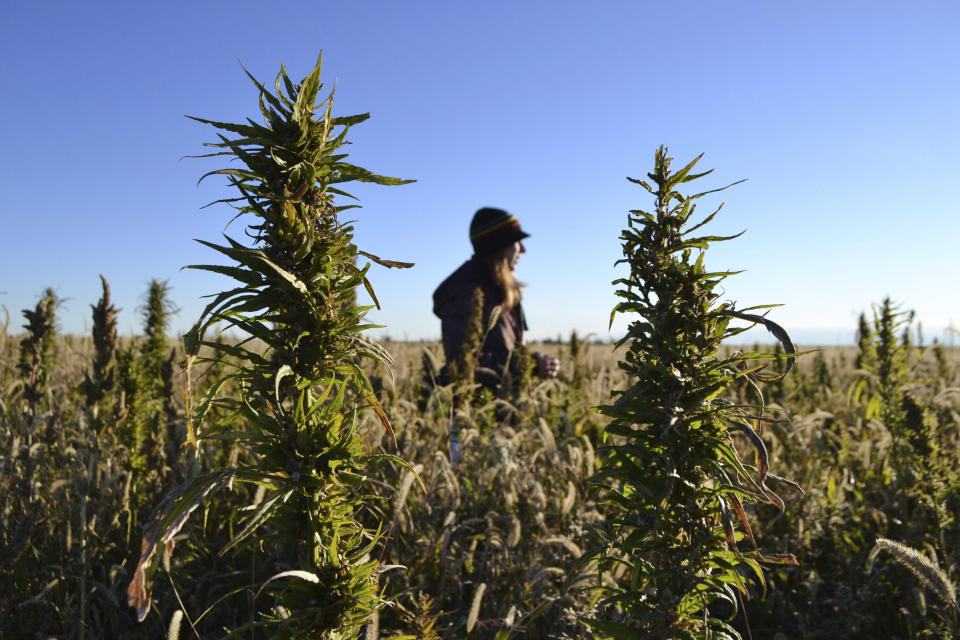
[855,311,874,370]
[849,299,930,489]
[112,279,180,523]
[18,287,59,408]
[569,329,589,389]
[932,340,953,387]
[140,279,178,382]
[849,298,913,427]
[747,301,960,638]
[82,275,120,415]
[371,352,603,638]
[507,343,536,402]
[125,54,414,637]
[0,332,957,638]
[447,287,486,395]
[586,147,798,638]
[875,298,912,422]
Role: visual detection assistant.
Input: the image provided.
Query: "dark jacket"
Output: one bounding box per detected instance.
[432,258,528,381]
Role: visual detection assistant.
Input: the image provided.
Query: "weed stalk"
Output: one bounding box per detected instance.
[586,147,799,638]
[125,54,415,636]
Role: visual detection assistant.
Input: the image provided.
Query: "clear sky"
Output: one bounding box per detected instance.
[2,0,958,345]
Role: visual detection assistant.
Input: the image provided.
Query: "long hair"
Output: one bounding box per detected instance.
[478,247,523,311]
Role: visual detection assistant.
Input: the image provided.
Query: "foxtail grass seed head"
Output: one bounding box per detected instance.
[167,609,184,640]
[466,582,486,633]
[870,538,958,611]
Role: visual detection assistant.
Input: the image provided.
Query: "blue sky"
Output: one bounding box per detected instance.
[2,1,958,345]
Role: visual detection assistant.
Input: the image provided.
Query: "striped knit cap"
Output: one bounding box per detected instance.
[469,207,530,256]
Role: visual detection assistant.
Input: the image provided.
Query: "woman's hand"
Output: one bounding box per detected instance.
[535,352,561,378]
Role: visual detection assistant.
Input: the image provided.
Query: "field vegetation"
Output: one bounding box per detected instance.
[1,316,959,638]
[2,57,959,639]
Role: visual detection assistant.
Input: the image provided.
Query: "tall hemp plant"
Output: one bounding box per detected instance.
[126,55,415,637]
[124,279,178,502]
[82,275,119,418]
[19,288,59,412]
[587,147,800,639]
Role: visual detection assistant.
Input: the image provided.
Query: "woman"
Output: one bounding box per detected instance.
[433,207,560,387]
